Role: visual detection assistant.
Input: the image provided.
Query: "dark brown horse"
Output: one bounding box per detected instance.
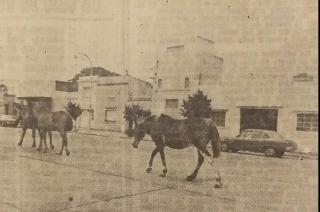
[131,114,221,182]
[14,103,53,148]
[37,102,82,156]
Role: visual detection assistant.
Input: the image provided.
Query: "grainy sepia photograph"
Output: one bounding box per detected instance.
[0,0,318,211]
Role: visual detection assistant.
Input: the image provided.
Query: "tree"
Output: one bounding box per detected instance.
[180,89,213,119]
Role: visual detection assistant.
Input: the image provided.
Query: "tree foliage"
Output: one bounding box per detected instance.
[180,89,213,119]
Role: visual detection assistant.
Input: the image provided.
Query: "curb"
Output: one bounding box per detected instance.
[74,131,318,159]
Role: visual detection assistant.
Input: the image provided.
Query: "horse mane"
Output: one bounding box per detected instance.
[158,113,177,121]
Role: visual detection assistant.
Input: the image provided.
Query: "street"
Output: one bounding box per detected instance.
[0,127,317,212]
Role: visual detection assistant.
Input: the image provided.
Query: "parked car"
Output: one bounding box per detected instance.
[221,129,297,157]
[0,114,17,127]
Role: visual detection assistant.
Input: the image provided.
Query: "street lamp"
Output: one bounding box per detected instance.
[74,52,93,133]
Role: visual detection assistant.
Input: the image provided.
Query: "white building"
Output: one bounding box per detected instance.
[151,36,318,153]
[77,74,152,132]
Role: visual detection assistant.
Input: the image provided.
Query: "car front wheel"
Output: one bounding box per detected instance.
[264,147,276,157]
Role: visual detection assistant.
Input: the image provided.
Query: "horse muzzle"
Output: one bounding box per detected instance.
[132,141,139,149]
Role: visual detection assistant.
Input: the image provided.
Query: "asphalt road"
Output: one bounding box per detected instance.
[0,127,317,212]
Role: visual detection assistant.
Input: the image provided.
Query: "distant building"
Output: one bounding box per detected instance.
[0,84,16,115]
[16,80,79,114]
[77,74,152,132]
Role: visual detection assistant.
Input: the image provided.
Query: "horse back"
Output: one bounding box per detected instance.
[38,111,73,132]
[22,115,38,128]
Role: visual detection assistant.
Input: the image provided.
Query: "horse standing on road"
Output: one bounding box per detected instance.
[14,103,53,149]
[37,102,82,156]
[131,114,222,183]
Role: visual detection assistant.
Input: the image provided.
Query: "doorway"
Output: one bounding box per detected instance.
[240,108,278,132]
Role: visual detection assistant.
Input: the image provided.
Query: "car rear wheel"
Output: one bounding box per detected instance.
[264,147,276,157]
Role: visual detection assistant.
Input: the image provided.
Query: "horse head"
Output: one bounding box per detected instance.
[132,115,155,149]
[13,102,28,126]
[65,102,82,120]
[124,104,151,137]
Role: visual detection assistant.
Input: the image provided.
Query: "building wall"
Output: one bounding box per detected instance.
[52,91,78,111]
[78,75,152,132]
[151,37,317,152]
[152,37,223,118]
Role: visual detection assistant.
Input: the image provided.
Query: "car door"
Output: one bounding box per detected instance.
[247,132,264,152]
[233,131,251,151]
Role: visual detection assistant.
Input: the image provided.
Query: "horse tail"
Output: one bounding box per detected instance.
[209,122,221,158]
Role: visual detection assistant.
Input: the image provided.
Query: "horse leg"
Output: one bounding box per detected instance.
[146,147,159,173]
[18,127,27,146]
[196,142,223,188]
[186,150,204,181]
[48,131,54,149]
[37,130,43,151]
[158,148,167,177]
[195,141,214,166]
[31,128,36,147]
[42,131,48,153]
[58,131,65,155]
[62,132,70,156]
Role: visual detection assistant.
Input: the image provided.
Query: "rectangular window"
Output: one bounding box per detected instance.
[296,113,318,132]
[105,109,117,122]
[165,99,179,109]
[158,79,162,89]
[107,97,116,102]
[185,77,190,89]
[212,110,226,127]
[82,86,91,98]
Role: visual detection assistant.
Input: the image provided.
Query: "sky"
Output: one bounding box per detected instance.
[0,0,318,83]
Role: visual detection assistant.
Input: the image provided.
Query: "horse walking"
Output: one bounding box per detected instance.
[14,103,53,148]
[131,114,221,182]
[37,102,82,156]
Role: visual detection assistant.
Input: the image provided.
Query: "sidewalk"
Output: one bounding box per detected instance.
[74,128,318,160]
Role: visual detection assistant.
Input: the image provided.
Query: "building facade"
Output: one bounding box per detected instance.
[152,36,223,118]
[16,80,79,114]
[151,36,318,153]
[0,84,16,115]
[77,75,152,132]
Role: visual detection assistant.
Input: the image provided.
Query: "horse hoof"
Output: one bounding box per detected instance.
[186,176,195,181]
[57,152,63,155]
[51,145,54,150]
[18,143,22,146]
[43,150,48,153]
[159,174,166,178]
[32,144,36,148]
[66,150,70,156]
[146,167,152,173]
[37,148,41,151]
[214,183,222,188]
